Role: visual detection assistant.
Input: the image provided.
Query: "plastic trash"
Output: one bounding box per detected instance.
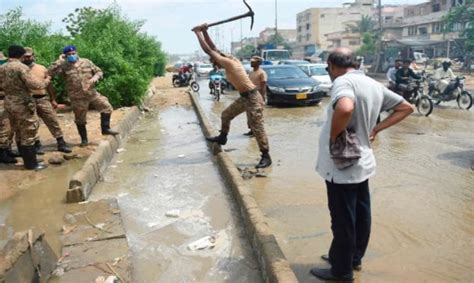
[116,148,126,153]
[188,236,216,251]
[165,209,180,218]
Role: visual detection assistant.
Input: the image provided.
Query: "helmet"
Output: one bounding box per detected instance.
[188,63,193,68]
[442,58,451,64]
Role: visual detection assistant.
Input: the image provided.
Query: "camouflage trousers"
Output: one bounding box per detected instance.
[71,93,113,125]
[0,99,14,149]
[246,90,266,129]
[5,96,39,147]
[221,89,269,152]
[34,96,63,139]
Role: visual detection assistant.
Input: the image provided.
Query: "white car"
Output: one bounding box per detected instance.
[195,63,213,77]
[298,63,332,95]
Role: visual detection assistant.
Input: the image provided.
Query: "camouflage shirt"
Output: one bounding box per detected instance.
[0,65,5,97]
[48,57,103,99]
[1,59,48,100]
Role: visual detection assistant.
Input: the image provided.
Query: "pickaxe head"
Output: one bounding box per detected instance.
[243,0,255,30]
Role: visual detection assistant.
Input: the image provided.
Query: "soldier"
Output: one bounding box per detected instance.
[193,24,271,168]
[22,47,71,154]
[244,56,267,137]
[48,45,118,147]
[0,52,17,164]
[2,45,50,170]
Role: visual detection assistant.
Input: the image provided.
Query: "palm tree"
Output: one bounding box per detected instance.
[346,15,377,33]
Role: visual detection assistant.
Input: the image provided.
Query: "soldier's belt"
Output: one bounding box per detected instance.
[240,88,257,98]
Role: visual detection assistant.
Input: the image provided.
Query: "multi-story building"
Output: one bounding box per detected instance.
[230,37,259,55]
[294,0,375,58]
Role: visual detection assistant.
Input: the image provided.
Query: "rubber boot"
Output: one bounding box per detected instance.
[243,130,254,136]
[76,124,88,147]
[56,137,72,153]
[20,145,47,171]
[100,113,119,136]
[0,148,17,164]
[34,140,45,155]
[6,146,20,158]
[206,132,227,145]
[256,151,272,169]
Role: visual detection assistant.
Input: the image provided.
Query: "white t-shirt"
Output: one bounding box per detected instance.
[316,70,404,184]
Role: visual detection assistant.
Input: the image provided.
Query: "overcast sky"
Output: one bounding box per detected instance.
[1,0,427,54]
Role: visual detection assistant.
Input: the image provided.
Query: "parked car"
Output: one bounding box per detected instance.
[298,63,332,95]
[262,65,325,105]
[278,60,310,66]
[195,63,213,77]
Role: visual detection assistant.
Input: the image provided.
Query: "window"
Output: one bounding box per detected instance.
[306,23,311,30]
[419,27,428,35]
[432,22,442,33]
[432,3,441,12]
[298,35,302,42]
[305,13,311,21]
[298,26,302,32]
[321,14,325,18]
[408,26,418,36]
[349,40,360,46]
[306,34,311,41]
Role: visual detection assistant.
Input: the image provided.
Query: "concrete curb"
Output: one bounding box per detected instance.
[66,88,156,203]
[188,92,298,283]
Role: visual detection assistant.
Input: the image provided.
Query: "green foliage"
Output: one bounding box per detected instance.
[357,32,376,56]
[236,44,256,59]
[266,33,293,54]
[443,0,474,53]
[0,5,167,107]
[346,15,377,34]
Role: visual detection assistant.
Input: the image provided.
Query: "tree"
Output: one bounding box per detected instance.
[236,44,256,60]
[443,0,474,72]
[346,15,377,34]
[357,32,376,55]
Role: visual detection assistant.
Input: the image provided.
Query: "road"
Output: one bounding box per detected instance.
[196,76,474,282]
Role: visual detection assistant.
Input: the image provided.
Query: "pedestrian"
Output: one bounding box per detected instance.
[22,47,71,154]
[0,51,17,164]
[2,45,51,170]
[192,23,271,168]
[386,59,402,91]
[48,45,118,147]
[244,55,267,137]
[312,47,413,281]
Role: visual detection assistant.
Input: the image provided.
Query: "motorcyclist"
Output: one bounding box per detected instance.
[386,59,402,91]
[395,59,421,99]
[178,63,193,83]
[208,64,224,95]
[433,59,456,98]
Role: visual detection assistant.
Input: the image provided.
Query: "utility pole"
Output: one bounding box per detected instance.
[375,0,383,72]
[275,0,278,37]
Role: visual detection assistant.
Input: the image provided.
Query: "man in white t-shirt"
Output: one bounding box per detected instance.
[311,47,413,282]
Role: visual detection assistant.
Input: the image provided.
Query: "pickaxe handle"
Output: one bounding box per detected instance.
[207,0,255,30]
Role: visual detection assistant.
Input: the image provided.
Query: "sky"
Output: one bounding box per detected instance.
[1,0,427,54]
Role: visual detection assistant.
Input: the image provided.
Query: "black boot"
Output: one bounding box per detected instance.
[256,151,272,168]
[56,137,72,153]
[76,124,88,147]
[34,140,45,155]
[6,147,20,158]
[206,132,227,145]
[100,113,119,136]
[243,130,254,136]
[0,148,17,164]
[20,145,47,171]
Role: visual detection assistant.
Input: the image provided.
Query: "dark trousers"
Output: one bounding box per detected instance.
[326,179,371,277]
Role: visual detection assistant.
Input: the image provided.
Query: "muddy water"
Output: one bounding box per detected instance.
[90,105,261,282]
[196,79,474,282]
[0,161,84,255]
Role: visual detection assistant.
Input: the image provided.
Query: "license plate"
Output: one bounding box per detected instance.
[296,93,307,100]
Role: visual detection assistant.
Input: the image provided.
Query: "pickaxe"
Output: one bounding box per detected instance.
[207,0,255,30]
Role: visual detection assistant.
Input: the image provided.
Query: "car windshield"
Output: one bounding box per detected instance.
[199,64,212,68]
[265,67,309,80]
[309,66,328,76]
[266,51,290,61]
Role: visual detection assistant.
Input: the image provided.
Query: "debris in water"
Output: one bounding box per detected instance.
[118,193,129,198]
[63,153,80,160]
[188,236,216,251]
[61,225,77,235]
[48,157,65,165]
[238,167,257,180]
[165,209,181,218]
[116,148,126,153]
[64,214,77,224]
[95,276,118,283]
[110,165,118,169]
[147,222,159,228]
[255,172,267,178]
[116,160,124,164]
[52,267,65,277]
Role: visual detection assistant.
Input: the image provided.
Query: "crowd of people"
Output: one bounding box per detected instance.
[0,44,119,170]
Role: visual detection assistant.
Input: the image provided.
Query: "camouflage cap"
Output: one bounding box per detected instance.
[250,55,263,63]
[0,52,6,60]
[24,47,34,56]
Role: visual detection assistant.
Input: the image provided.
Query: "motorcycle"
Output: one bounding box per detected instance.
[209,74,224,101]
[172,73,200,92]
[395,78,434,117]
[427,75,472,110]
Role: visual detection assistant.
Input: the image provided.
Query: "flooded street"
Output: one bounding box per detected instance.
[91,102,261,282]
[196,78,474,282]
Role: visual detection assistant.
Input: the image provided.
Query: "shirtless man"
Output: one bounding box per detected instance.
[192,23,271,168]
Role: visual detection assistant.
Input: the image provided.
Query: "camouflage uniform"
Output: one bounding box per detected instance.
[29,63,63,138]
[48,57,113,126]
[2,60,48,146]
[0,64,14,149]
[221,89,269,152]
